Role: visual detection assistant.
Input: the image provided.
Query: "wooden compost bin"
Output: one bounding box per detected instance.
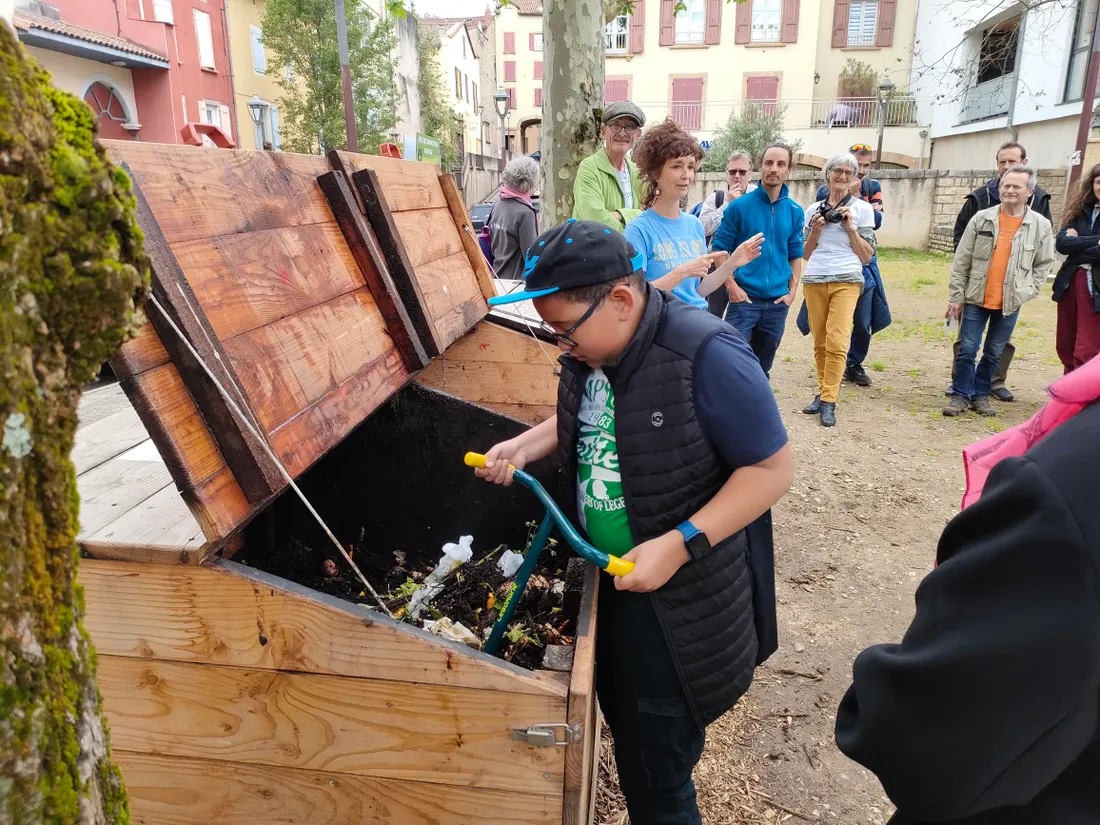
[73,143,597,825]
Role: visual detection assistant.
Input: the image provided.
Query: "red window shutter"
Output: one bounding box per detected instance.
[659,0,675,46]
[704,0,722,44]
[535,88,543,106]
[605,78,629,103]
[534,61,543,80]
[670,77,703,130]
[503,32,515,53]
[877,0,897,46]
[529,32,535,50]
[630,0,646,53]
[780,0,800,43]
[734,0,751,44]
[507,87,516,108]
[831,0,851,47]
[504,60,516,82]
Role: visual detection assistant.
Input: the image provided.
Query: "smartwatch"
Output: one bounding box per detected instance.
[675,520,713,562]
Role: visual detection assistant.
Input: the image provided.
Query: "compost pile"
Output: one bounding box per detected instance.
[242,522,584,670]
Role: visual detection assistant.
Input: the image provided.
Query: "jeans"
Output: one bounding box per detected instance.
[803,282,862,403]
[596,576,705,825]
[951,304,1019,399]
[847,284,875,369]
[723,299,790,378]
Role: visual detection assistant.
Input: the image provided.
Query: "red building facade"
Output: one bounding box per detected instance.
[15,0,237,145]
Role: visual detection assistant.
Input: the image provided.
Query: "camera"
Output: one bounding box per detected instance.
[818,200,849,224]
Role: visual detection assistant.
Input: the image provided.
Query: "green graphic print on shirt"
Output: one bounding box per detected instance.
[576,369,634,557]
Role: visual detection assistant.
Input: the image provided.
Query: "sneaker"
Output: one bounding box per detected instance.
[802,395,822,414]
[844,365,872,387]
[990,386,1015,402]
[819,401,837,427]
[942,394,969,417]
[971,395,997,416]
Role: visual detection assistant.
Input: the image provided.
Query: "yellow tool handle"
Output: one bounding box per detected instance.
[605,556,635,576]
[464,451,514,470]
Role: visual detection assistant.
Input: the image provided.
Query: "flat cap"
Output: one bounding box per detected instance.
[602,100,645,127]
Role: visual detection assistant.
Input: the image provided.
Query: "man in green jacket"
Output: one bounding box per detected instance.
[572,101,646,231]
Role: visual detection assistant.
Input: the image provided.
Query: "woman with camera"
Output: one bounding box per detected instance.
[801,153,877,427]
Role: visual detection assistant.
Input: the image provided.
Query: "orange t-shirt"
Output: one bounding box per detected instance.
[983,212,1024,310]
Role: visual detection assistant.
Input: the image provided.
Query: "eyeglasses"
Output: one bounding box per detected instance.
[548,288,613,348]
[849,143,873,153]
[608,122,640,136]
[727,168,750,176]
[830,168,855,179]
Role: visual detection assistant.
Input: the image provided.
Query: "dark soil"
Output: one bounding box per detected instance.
[239,524,585,670]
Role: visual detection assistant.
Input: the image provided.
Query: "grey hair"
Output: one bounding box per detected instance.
[502,156,540,194]
[1001,164,1036,190]
[727,150,752,167]
[824,153,858,179]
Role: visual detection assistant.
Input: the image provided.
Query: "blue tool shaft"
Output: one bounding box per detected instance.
[484,511,554,656]
[511,469,616,569]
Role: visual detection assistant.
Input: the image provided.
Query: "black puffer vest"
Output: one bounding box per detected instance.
[557,287,761,727]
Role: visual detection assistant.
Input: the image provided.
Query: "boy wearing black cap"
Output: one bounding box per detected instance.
[476,220,793,825]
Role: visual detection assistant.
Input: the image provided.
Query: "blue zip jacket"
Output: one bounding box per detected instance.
[712,183,805,300]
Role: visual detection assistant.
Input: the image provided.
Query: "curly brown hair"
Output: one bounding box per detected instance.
[1061,163,1100,229]
[631,118,704,210]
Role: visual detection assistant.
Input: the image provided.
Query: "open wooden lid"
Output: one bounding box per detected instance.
[80,142,494,561]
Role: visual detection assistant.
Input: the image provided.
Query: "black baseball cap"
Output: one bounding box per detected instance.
[488,219,645,306]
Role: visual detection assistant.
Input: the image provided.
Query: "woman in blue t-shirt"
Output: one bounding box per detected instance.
[626,119,762,309]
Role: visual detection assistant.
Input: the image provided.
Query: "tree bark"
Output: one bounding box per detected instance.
[542,0,606,227]
[0,21,148,825]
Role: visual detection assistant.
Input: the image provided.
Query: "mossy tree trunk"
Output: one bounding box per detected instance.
[0,21,148,825]
[541,0,606,227]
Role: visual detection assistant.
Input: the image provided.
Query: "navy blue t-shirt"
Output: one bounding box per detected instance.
[694,331,788,467]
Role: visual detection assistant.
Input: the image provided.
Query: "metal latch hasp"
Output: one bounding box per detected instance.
[510,722,583,747]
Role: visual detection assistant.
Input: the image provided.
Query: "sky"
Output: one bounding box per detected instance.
[411,0,491,17]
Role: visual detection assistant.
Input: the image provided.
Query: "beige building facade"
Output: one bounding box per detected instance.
[225,0,285,150]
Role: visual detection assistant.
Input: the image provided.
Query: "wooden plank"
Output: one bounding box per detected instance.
[412,252,491,348]
[172,223,366,341]
[116,752,562,825]
[77,381,135,427]
[78,558,568,699]
[110,318,170,380]
[72,404,150,475]
[437,320,560,366]
[332,150,450,212]
[438,171,496,301]
[80,482,208,565]
[105,142,336,243]
[563,563,600,825]
[266,346,409,479]
[224,288,405,435]
[183,463,253,541]
[126,171,281,503]
[98,656,565,794]
[413,360,559,410]
[76,451,174,536]
[318,169,431,371]
[391,208,466,268]
[351,167,445,354]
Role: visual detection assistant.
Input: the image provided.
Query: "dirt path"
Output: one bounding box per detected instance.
[599,249,1063,824]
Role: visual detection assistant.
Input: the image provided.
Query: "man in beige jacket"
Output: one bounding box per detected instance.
[944,165,1054,417]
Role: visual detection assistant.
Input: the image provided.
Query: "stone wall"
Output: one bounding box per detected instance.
[691,168,1067,250]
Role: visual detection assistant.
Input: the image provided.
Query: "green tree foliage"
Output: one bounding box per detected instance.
[700,103,804,172]
[261,0,402,154]
[417,29,460,166]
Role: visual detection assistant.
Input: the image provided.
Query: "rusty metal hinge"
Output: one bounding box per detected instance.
[510,722,582,747]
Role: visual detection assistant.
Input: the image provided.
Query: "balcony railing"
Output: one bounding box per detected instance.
[959,73,1015,123]
[605,29,628,53]
[669,101,703,131]
[808,97,920,128]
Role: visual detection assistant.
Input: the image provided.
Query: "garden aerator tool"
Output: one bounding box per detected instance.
[464,452,634,654]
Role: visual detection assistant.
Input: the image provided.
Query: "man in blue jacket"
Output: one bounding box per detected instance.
[713,144,805,378]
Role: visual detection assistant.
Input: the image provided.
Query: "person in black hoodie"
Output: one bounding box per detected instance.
[949,142,1052,402]
[1053,163,1100,373]
[835,392,1100,825]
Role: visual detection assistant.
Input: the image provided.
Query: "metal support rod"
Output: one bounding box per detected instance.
[875,91,893,170]
[1071,5,1100,186]
[335,0,358,153]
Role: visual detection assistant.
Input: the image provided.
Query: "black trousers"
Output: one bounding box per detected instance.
[596,575,706,825]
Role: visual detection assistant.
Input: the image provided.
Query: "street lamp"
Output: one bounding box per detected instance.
[247,94,266,148]
[494,88,510,159]
[875,75,897,170]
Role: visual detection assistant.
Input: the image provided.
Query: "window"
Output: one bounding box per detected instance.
[503,31,515,53]
[250,102,282,150]
[847,1,878,46]
[462,36,467,59]
[250,25,266,74]
[605,14,629,53]
[455,67,461,98]
[1066,0,1098,101]
[534,88,543,106]
[606,77,629,103]
[473,82,478,102]
[745,75,778,115]
[751,0,782,42]
[534,61,543,80]
[504,60,516,82]
[271,106,281,150]
[194,10,215,69]
[976,17,1020,85]
[531,32,543,51]
[674,0,705,44]
[201,100,221,127]
[670,76,703,130]
[285,63,294,83]
[152,0,173,24]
